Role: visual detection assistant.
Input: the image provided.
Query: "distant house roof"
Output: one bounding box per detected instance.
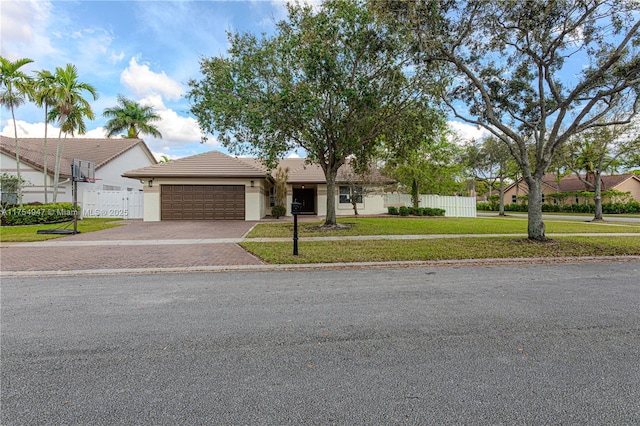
[123,150,394,184]
[0,135,156,179]
[506,173,640,193]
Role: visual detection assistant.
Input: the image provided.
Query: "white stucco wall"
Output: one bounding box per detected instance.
[1,145,154,205]
[1,151,71,204]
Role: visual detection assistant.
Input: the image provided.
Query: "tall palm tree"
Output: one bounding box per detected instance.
[32,69,56,203]
[0,56,34,205]
[48,64,99,202]
[103,94,163,139]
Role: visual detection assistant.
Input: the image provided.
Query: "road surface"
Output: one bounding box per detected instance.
[2,261,639,424]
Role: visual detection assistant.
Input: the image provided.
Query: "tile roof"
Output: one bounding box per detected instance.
[124,150,394,184]
[504,173,640,193]
[0,135,156,178]
[122,150,268,179]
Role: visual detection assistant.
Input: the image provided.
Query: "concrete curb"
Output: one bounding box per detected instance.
[3,256,639,278]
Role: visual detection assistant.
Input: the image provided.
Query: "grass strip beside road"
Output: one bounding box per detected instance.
[247,217,640,238]
[0,218,123,242]
[241,236,640,264]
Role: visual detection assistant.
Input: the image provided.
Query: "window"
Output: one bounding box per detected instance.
[541,193,545,203]
[102,185,121,191]
[511,195,517,203]
[339,186,362,204]
[269,187,275,207]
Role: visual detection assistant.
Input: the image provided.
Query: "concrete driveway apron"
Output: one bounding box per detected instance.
[1,220,264,273]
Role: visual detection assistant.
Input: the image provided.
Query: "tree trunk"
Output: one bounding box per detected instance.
[324,169,338,226]
[43,106,49,204]
[526,177,547,241]
[498,176,505,216]
[52,129,64,203]
[411,178,419,209]
[593,172,603,221]
[10,106,22,206]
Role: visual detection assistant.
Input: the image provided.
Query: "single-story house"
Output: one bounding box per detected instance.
[503,173,640,204]
[122,150,393,221]
[0,135,157,205]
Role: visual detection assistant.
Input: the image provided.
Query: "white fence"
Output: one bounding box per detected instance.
[82,190,144,219]
[384,194,476,218]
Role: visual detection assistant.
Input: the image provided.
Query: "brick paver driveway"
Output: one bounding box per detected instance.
[1,220,265,273]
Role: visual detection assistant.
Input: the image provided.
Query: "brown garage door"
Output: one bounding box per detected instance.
[161,185,245,220]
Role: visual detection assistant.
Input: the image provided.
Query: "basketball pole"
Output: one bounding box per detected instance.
[72,164,78,234]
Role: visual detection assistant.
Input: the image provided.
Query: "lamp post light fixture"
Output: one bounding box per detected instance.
[291,201,302,256]
[148,180,153,188]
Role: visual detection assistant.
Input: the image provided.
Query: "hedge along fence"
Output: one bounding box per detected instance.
[477,200,640,214]
[388,206,446,217]
[1,203,76,226]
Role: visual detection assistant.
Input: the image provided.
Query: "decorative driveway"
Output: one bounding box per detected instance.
[0,220,265,273]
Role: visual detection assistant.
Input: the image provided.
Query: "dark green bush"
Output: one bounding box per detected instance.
[2,203,75,226]
[387,206,399,215]
[271,205,286,218]
[399,206,410,216]
[424,208,445,216]
[478,200,639,214]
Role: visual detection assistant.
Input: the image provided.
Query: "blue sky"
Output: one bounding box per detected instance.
[0,0,487,160]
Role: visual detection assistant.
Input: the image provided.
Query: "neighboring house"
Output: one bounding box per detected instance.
[503,173,640,205]
[0,135,157,205]
[122,150,393,221]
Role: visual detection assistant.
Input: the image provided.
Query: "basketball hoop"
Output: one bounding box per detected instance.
[72,159,96,182]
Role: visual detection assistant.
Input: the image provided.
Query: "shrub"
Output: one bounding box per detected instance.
[271,205,286,218]
[424,208,445,216]
[387,206,399,215]
[399,206,410,216]
[2,203,75,226]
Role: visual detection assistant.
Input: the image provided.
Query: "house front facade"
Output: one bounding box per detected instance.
[0,136,157,205]
[122,150,392,221]
[503,173,640,205]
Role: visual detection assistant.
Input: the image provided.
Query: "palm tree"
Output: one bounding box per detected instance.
[0,56,34,205]
[32,69,56,203]
[103,94,162,139]
[48,64,99,202]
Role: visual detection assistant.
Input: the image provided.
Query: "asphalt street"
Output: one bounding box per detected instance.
[2,261,639,425]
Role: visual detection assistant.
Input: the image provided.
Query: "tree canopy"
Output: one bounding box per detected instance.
[188,0,438,225]
[103,94,163,139]
[376,0,640,240]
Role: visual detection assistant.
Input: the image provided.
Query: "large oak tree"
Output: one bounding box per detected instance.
[187,0,436,226]
[376,0,640,240]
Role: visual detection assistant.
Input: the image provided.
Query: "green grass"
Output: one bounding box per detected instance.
[241,236,640,264]
[246,216,640,238]
[0,218,123,242]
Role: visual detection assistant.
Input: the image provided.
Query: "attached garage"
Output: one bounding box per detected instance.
[161,185,245,220]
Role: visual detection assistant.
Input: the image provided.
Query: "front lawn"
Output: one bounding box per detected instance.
[241,236,640,264]
[246,216,640,238]
[0,218,123,242]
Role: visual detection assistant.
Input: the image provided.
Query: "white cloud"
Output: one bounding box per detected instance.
[0,120,107,139]
[120,57,184,101]
[0,0,59,61]
[448,121,491,144]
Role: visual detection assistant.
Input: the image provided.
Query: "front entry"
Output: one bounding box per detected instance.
[292,187,315,214]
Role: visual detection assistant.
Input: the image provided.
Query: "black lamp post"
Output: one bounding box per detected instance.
[291,201,302,255]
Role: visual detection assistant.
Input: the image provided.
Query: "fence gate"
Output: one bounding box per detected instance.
[82,190,144,219]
